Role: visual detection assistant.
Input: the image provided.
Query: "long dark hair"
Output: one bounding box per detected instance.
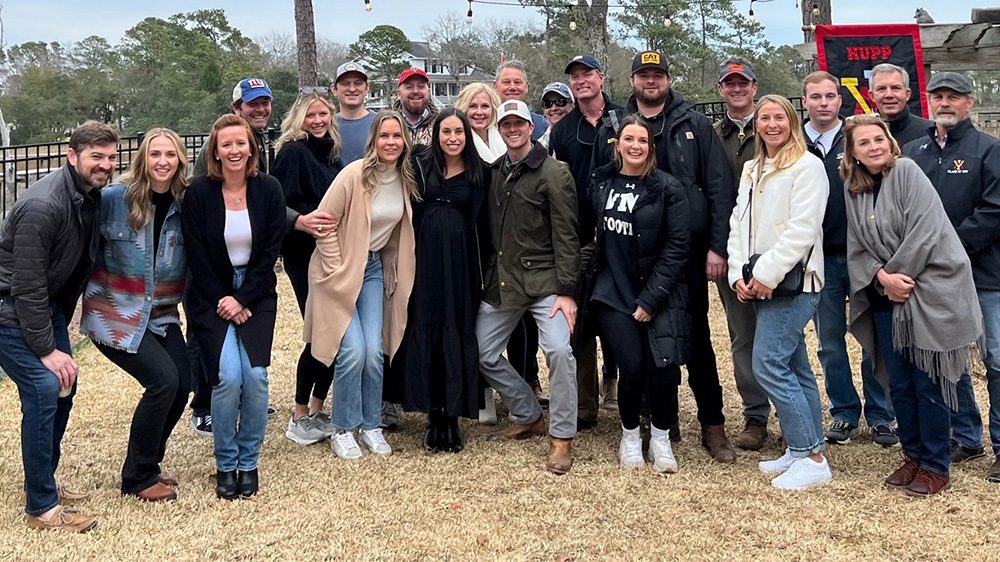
[419,107,485,192]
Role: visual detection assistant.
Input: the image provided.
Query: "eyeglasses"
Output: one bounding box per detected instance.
[542,97,571,109]
[299,86,330,95]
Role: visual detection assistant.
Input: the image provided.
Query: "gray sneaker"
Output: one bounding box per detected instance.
[284,415,328,445]
[310,412,336,436]
[825,419,859,445]
[380,402,402,431]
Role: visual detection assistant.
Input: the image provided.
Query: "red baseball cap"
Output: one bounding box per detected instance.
[397,68,429,85]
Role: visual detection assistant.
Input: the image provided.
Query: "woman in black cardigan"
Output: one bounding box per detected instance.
[271,92,343,445]
[581,114,691,473]
[182,114,285,500]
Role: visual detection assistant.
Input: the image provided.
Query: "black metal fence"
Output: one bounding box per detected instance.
[1,98,805,216]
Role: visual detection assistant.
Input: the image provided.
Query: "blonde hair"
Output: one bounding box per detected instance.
[750,95,808,179]
[361,110,418,199]
[840,114,900,195]
[454,83,500,128]
[119,128,188,232]
[275,93,342,160]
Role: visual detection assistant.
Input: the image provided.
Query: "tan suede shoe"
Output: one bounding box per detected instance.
[26,506,98,533]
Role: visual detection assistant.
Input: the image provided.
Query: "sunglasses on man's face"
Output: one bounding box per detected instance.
[299,86,330,95]
[542,97,571,109]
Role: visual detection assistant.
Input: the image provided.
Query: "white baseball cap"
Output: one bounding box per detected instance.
[496,99,532,124]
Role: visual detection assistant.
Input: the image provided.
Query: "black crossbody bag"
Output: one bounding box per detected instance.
[741,173,813,297]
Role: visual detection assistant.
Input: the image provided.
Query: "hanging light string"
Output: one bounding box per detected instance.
[458,0,774,26]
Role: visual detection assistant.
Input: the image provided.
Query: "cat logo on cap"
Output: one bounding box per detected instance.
[641,52,661,65]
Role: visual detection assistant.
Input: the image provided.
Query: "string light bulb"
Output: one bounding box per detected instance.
[663,14,672,27]
[466,0,473,24]
[748,0,756,24]
[569,19,577,31]
[364,0,372,12]
[812,3,820,17]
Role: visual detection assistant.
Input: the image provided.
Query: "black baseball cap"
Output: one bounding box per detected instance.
[632,51,669,75]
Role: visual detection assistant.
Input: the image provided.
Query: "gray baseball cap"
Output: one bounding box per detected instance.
[335,61,368,83]
[926,72,972,95]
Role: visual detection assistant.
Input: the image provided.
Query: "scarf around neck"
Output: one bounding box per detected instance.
[845,157,983,408]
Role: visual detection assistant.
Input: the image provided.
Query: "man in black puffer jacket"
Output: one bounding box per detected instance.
[0,121,118,532]
[592,51,736,462]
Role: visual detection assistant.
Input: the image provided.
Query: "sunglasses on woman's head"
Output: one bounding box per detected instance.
[542,97,571,109]
[299,86,330,96]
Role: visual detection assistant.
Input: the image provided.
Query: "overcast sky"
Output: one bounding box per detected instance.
[4,1,981,52]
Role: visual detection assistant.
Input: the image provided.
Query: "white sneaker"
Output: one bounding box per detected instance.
[758,449,796,475]
[310,412,336,436]
[771,456,832,491]
[619,425,644,469]
[479,388,498,425]
[359,428,392,456]
[285,415,328,445]
[648,424,678,473]
[331,430,362,460]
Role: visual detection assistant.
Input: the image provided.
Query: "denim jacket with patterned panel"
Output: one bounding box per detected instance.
[81,183,187,352]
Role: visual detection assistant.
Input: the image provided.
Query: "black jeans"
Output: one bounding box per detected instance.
[95,325,190,494]
[506,313,540,386]
[285,249,334,406]
[593,303,679,430]
[682,240,726,426]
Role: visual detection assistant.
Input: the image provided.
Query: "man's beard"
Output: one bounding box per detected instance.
[402,97,426,115]
[934,114,959,129]
[634,88,668,108]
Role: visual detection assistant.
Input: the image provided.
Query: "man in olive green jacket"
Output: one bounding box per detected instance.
[477,100,581,475]
[712,57,772,451]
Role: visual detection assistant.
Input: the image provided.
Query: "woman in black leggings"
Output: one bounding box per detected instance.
[581,114,691,473]
[271,91,344,444]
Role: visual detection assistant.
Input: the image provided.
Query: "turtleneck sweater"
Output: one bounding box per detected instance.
[369,163,405,251]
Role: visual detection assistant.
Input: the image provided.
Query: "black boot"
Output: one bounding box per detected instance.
[424,411,444,452]
[444,416,464,453]
[216,470,238,500]
[237,468,259,498]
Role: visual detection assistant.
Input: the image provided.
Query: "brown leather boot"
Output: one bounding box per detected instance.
[131,482,178,502]
[904,468,950,497]
[733,419,768,451]
[529,381,550,407]
[701,425,736,463]
[488,414,546,441]
[546,436,573,475]
[884,457,919,489]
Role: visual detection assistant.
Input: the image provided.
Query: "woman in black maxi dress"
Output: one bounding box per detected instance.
[389,108,490,452]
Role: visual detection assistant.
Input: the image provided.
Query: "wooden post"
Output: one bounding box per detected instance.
[802,0,832,43]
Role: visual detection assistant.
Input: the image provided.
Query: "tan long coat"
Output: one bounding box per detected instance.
[303,160,415,367]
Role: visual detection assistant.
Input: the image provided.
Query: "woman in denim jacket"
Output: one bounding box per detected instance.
[81,128,190,502]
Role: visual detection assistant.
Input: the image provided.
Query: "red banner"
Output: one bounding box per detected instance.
[816,24,928,118]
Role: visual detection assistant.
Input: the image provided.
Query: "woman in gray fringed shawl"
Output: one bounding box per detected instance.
[842,115,983,498]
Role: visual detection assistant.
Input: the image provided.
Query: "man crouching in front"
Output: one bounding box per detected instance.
[477,99,580,474]
[0,121,119,532]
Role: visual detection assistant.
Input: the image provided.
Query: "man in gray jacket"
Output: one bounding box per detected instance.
[0,121,118,532]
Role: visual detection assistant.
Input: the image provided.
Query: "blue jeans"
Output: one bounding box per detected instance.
[875,310,951,476]
[814,254,893,427]
[753,292,825,458]
[952,290,1000,453]
[332,252,384,431]
[212,268,269,472]
[0,307,74,516]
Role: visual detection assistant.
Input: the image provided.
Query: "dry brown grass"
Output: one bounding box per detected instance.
[1,274,997,561]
